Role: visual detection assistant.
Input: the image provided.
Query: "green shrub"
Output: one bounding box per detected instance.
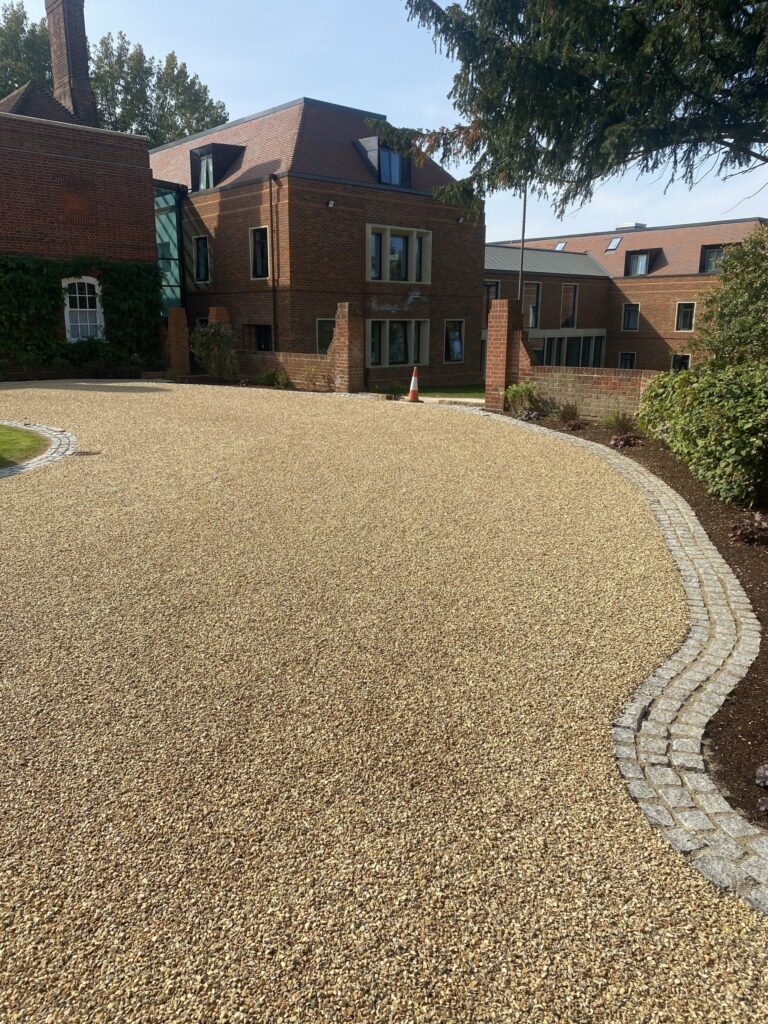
[505,381,538,415]
[189,323,238,381]
[558,402,580,424]
[603,408,637,434]
[254,368,290,389]
[640,364,768,505]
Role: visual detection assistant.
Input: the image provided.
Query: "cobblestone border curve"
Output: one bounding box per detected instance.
[404,400,764,912]
[0,419,78,479]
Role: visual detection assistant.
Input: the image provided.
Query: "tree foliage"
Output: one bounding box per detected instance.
[394,0,768,212]
[696,226,768,365]
[0,1,50,97]
[0,4,227,147]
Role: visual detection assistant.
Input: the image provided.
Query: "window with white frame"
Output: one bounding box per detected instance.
[367,225,432,284]
[317,319,335,355]
[63,277,105,341]
[622,302,640,331]
[672,353,691,372]
[250,227,269,279]
[675,302,696,331]
[444,320,464,363]
[194,236,210,283]
[367,320,429,368]
[606,236,622,251]
[554,241,566,251]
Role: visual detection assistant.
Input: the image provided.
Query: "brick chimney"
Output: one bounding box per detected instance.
[44,0,99,127]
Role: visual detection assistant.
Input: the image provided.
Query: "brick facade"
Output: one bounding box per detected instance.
[484,298,659,418]
[490,218,765,371]
[0,113,157,263]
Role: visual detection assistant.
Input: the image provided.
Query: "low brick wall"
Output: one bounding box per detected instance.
[235,350,333,392]
[529,366,659,419]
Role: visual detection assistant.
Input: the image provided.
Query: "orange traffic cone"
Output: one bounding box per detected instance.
[407,366,421,403]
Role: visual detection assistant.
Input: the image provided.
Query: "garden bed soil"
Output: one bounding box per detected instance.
[537,415,768,826]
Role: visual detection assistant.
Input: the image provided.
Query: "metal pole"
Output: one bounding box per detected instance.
[517,185,527,302]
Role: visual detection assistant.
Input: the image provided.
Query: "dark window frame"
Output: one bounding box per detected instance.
[193,235,210,283]
[250,227,270,280]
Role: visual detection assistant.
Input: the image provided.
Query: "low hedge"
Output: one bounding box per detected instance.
[0,255,163,375]
[639,364,768,506]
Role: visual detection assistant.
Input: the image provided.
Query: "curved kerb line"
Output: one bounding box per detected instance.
[347,396,765,914]
[0,419,78,479]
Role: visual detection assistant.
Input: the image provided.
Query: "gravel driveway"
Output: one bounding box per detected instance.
[2,381,767,1023]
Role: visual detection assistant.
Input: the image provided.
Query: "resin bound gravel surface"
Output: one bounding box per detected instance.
[2,380,768,1023]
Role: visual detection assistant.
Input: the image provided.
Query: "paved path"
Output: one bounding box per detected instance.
[1,381,767,1023]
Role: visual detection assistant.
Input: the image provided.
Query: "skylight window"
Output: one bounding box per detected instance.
[554,241,566,251]
[606,236,622,251]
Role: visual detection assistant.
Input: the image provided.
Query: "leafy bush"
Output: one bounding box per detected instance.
[609,433,642,450]
[603,408,637,434]
[388,382,405,400]
[640,364,768,505]
[696,225,768,366]
[505,381,538,416]
[558,402,580,423]
[254,368,290,389]
[730,511,768,546]
[189,322,238,381]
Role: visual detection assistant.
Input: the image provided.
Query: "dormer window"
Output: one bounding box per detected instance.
[199,154,214,191]
[190,143,245,193]
[356,136,412,188]
[700,245,725,273]
[627,251,649,276]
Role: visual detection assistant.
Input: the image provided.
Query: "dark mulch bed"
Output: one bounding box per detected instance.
[536,414,768,825]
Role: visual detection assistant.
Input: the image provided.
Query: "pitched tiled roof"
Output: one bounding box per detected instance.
[149,97,454,193]
[485,244,609,278]
[0,81,80,124]
[490,218,767,278]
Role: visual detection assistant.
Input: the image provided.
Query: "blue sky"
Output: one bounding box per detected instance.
[26,0,768,239]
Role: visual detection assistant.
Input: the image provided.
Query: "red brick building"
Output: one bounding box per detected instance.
[0,0,157,345]
[149,98,486,388]
[489,218,766,371]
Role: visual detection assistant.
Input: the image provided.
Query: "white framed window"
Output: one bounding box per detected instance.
[444,320,464,363]
[193,236,210,283]
[672,353,691,372]
[316,319,335,355]
[675,302,696,332]
[554,241,566,251]
[250,226,270,280]
[622,303,640,331]
[619,352,636,369]
[606,236,622,252]
[560,283,579,328]
[540,333,605,368]
[367,320,429,368]
[366,225,432,284]
[522,281,541,328]
[63,277,105,341]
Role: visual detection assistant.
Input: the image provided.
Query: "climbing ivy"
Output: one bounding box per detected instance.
[0,255,163,375]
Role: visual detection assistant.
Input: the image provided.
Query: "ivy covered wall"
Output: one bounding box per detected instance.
[0,256,163,377]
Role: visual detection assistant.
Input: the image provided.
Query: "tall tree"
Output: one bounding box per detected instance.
[393,0,768,213]
[0,1,50,98]
[0,5,228,147]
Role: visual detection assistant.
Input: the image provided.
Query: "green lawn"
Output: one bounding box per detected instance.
[0,425,48,469]
[419,386,486,399]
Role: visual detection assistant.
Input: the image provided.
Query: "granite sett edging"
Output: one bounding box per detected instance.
[415,400,765,913]
[0,419,78,479]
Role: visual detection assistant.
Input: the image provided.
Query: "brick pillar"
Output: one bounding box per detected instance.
[167,308,190,375]
[484,299,531,413]
[329,301,365,393]
[208,307,231,326]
